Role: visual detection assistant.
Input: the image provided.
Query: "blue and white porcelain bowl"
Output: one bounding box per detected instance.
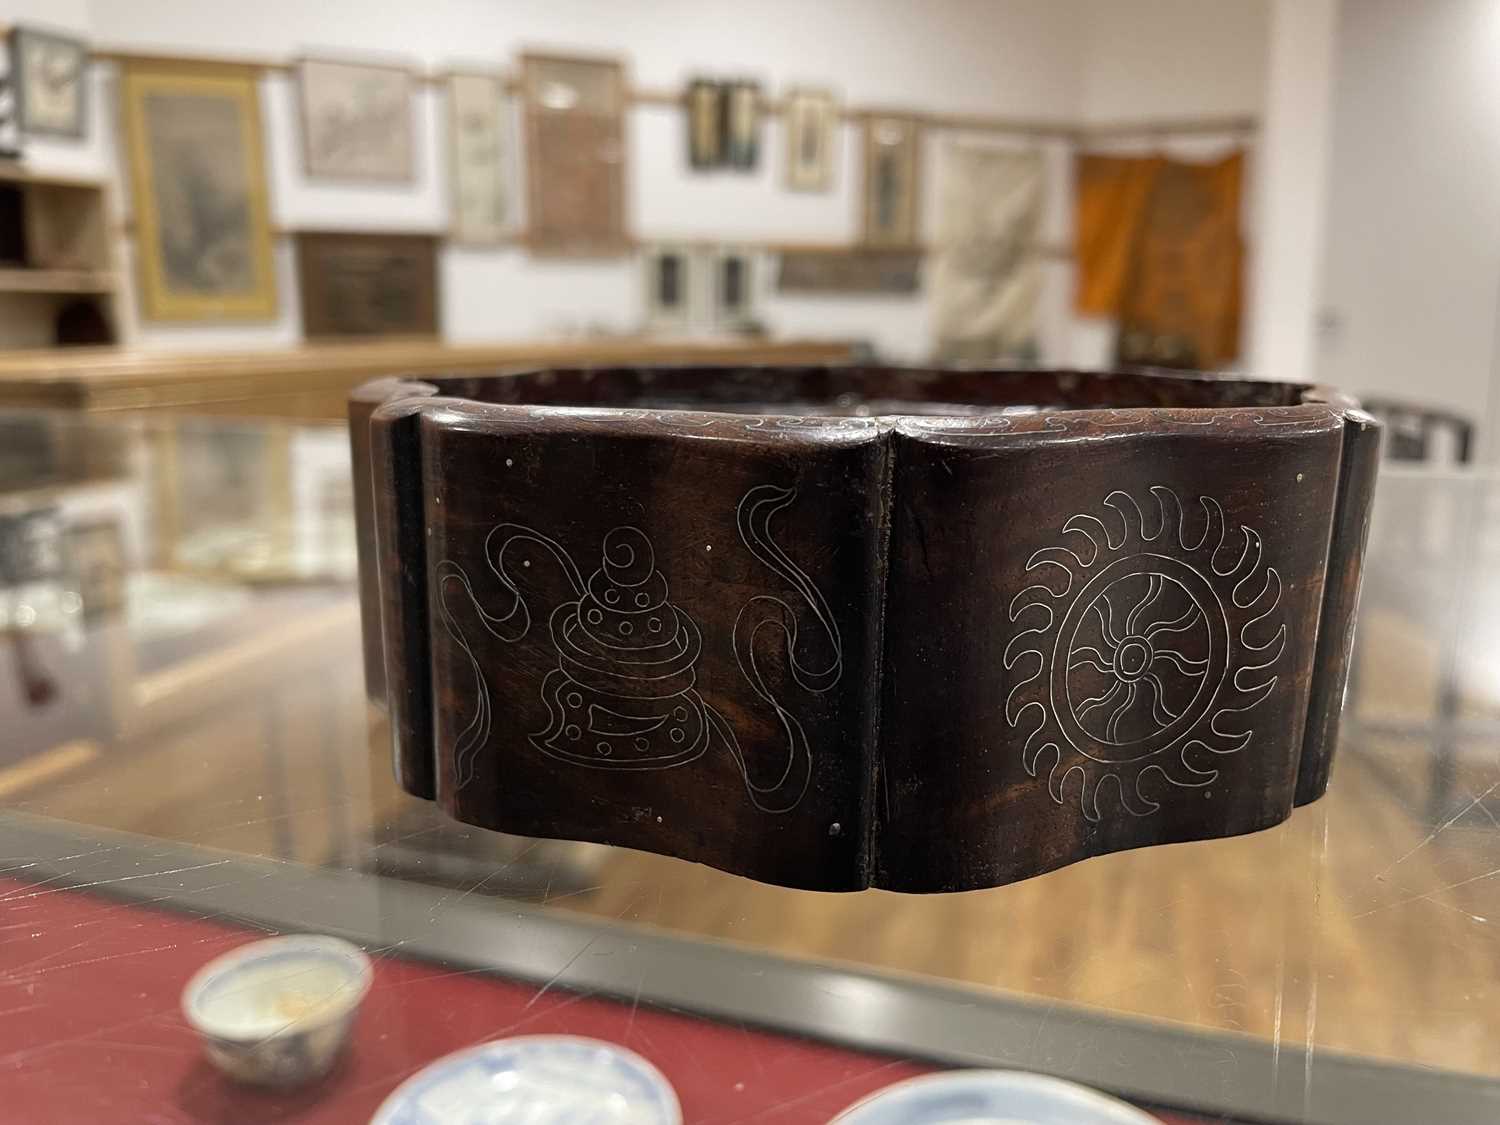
[182,934,372,1088]
[370,1035,681,1125]
[832,1070,1162,1125]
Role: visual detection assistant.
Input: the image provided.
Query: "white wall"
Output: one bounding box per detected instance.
[5,0,1278,366]
[7,0,1086,358]
[1247,0,1338,384]
[1318,0,1500,452]
[1064,0,1270,369]
[1076,0,1270,124]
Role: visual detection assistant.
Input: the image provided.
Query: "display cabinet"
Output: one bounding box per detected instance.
[0,402,1495,1124]
[0,165,117,348]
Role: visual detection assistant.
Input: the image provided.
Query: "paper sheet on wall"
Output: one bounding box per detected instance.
[931,145,1044,363]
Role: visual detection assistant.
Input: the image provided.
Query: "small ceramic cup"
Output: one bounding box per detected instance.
[181,934,372,1088]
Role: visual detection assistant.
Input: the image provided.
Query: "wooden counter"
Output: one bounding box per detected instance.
[0,337,858,418]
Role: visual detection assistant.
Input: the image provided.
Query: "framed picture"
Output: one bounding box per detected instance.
[862,115,922,248]
[714,246,754,327]
[522,53,628,256]
[298,57,414,182]
[686,79,760,172]
[723,81,760,170]
[65,517,127,621]
[686,78,720,169]
[448,72,511,245]
[10,26,87,139]
[777,248,921,294]
[784,88,836,192]
[121,61,276,320]
[932,144,1044,363]
[295,231,438,340]
[643,245,692,330]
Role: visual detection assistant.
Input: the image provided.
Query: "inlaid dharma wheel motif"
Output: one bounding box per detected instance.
[1005,486,1288,822]
[1060,554,1223,755]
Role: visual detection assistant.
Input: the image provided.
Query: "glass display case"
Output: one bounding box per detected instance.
[1,406,1497,1123]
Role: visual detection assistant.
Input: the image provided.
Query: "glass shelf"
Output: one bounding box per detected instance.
[2,407,1497,1123]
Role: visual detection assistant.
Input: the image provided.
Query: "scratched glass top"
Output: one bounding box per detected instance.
[2,408,1497,1123]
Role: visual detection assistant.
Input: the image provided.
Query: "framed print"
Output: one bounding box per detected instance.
[149,417,290,579]
[714,246,753,327]
[448,72,510,245]
[686,79,759,172]
[295,231,438,340]
[862,115,922,248]
[65,517,127,621]
[686,78,720,169]
[121,61,276,320]
[10,26,87,139]
[522,53,628,256]
[643,244,691,330]
[785,88,836,192]
[723,81,760,170]
[298,57,414,182]
[777,248,921,294]
[932,144,1044,364]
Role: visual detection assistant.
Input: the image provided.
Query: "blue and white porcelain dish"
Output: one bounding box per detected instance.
[831,1070,1162,1125]
[370,1035,681,1125]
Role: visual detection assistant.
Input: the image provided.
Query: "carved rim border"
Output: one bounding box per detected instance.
[349,367,1373,436]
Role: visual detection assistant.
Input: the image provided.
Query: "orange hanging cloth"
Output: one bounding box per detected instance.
[1116,150,1246,369]
[1072,153,1163,317]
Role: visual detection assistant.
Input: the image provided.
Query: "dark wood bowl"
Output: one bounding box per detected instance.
[351,366,1381,892]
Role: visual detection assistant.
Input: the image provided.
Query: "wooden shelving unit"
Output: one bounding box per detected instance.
[0,337,859,418]
[0,165,119,348]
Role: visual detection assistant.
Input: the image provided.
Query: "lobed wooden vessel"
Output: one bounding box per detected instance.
[351,366,1381,892]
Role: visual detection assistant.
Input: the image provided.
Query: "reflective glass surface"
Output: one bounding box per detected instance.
[2,408,1496,1124]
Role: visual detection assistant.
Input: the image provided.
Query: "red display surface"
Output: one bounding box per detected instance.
[0,875,1219,1123]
